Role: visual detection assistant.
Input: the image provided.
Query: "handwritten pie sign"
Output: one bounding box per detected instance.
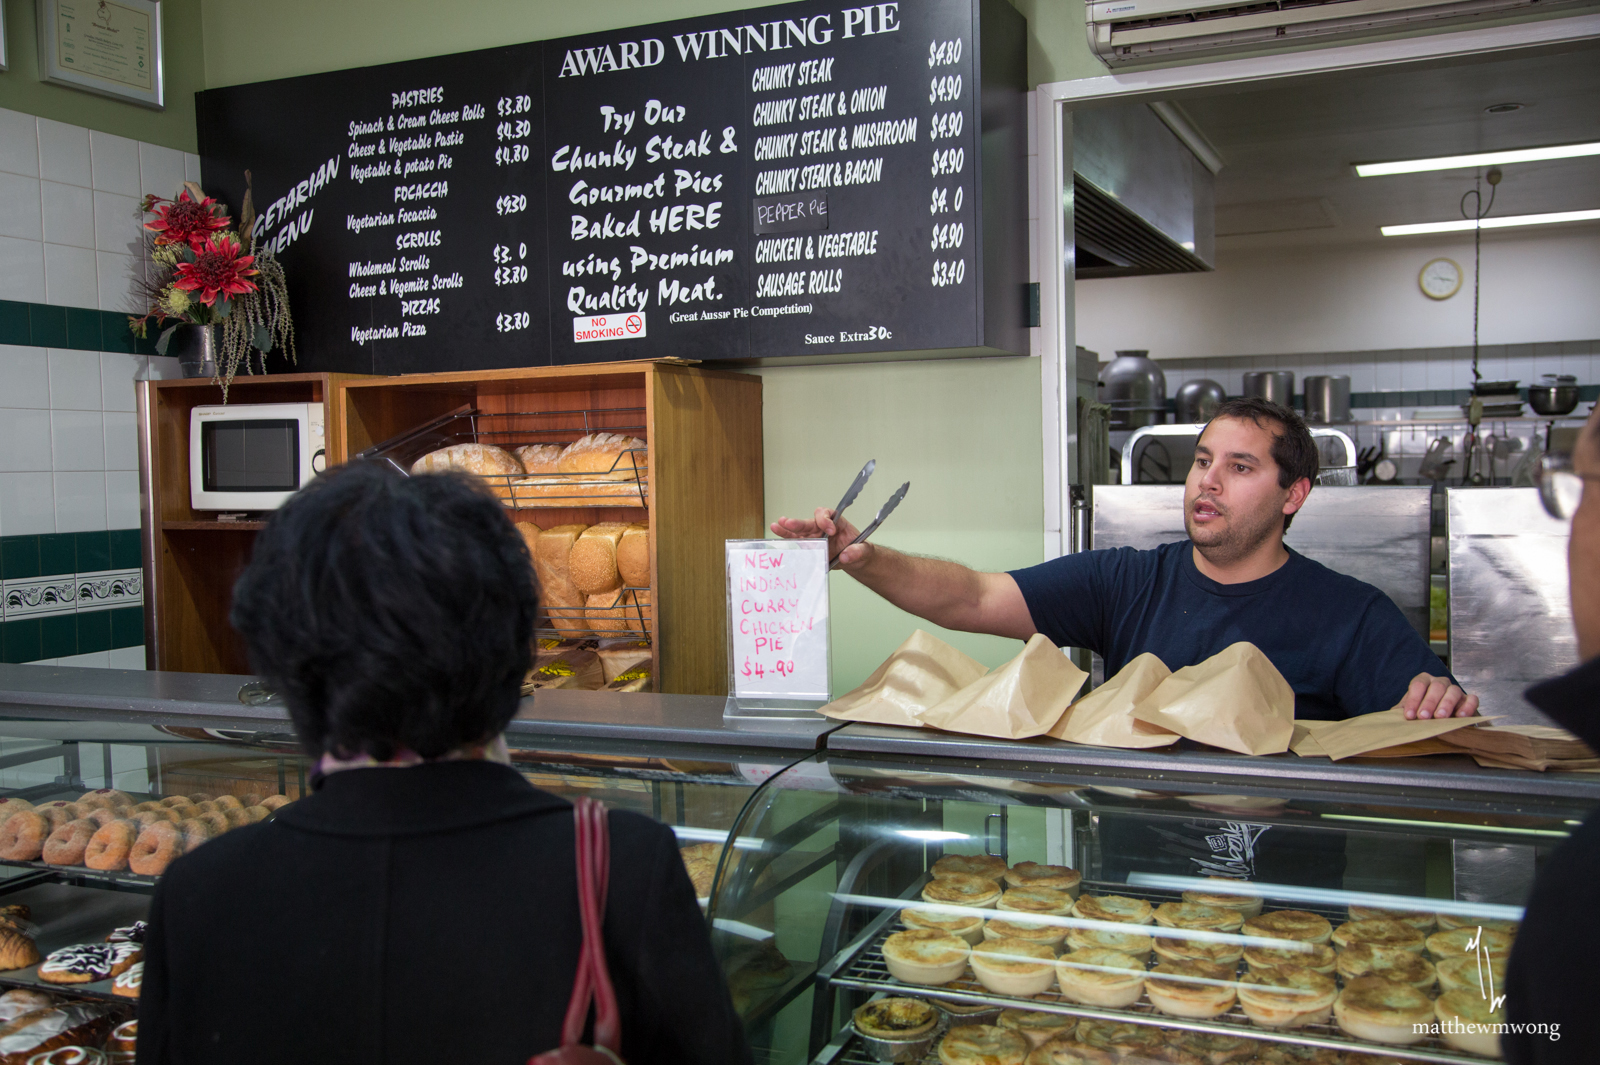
[725,539,830,707]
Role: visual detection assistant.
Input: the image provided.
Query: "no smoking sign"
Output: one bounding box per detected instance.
[573,311,648,343]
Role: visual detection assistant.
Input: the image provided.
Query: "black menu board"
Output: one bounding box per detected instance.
[195,0,1025,374]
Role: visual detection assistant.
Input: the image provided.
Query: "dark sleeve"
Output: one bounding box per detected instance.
[607,815,752,1065]
[134,871,170,1064]
[1333,593,1456,716]
[1008,549,1119,652]
[1526,656,1600,742]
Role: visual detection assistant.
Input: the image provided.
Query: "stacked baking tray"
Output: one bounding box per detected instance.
[815,880,1503,1065]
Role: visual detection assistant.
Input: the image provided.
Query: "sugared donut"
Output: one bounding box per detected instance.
[84,820,137,871]
[196,812,230,836]
[241,794,266,810]
[130,810,176,829]
[129,821,182,876]
[76,789,132,810]
[186,793,214,803]
[157,796,191,809]
[193,801,220,814]
[177,818,214,854]
[260,795,293,811]
[131,801,165,814]
[0,812,48,861]
[86,808,128,827]
[41,819,98,866]
[243,805,271,823]
[221,807,250,828]
[212,795,244,812]
[0,798,34,827]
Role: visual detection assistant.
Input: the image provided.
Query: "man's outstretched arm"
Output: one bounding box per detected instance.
[770,508,1037,640]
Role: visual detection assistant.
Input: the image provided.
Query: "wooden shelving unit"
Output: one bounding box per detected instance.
[142,362,764,696]
[141,373,371,674]
[338,361,764,696]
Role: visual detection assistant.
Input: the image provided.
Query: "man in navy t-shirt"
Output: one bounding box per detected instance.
[773,396,1476,721]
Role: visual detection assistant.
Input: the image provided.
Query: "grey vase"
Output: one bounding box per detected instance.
[177,324,218,379]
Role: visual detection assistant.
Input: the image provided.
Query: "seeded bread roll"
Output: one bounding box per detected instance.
[569,523,630,595]
[410,443,524,500]
[514,444,564,474]
[586,591,630,634]
[616,524,650,587]
[534,524,589,636]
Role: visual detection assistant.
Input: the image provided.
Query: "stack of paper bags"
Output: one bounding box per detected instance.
[819,630,1086,739]
[1289,710,1485,761]
[1438,723,1600,771]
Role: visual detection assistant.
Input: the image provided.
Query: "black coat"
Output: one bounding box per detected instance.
[136,759,753,1065]
[1504,656,1600,1063]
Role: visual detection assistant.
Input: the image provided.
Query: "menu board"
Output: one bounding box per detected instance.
[195,0,1025,375]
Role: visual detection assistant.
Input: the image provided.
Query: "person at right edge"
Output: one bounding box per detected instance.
[1505,401,1600,1063]
[135,461,752,1064]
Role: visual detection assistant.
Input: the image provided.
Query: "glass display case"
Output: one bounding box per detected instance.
[712,747,1596,1065]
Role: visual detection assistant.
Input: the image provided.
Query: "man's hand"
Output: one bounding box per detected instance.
[770,509,872,571]
[1400,673,1480,719]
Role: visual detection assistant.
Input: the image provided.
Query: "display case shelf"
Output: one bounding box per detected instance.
[817,877,1501,1065]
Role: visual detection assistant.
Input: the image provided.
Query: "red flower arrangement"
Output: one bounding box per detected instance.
[141,189,231,249]
[173,234,259,305]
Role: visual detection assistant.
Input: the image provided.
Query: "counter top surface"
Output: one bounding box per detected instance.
[826,722,1600,801]
[0,665,835,752]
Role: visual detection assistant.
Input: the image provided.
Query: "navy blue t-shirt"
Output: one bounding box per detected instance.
[1010,541,1450,720]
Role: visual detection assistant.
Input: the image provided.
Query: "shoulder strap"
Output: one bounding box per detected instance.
[560,797,621,1053]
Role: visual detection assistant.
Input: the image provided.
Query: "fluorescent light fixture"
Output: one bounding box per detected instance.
[1381,209,1600,237]
[1356,141,1600,177]
[896,830,970,842]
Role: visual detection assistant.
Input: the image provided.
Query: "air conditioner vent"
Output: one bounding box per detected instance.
[1076,179,1210,278]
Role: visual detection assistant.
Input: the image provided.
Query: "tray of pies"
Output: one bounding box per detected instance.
[820,863,1515,1064]
[0,790,295,888]
[0,882,149,1006]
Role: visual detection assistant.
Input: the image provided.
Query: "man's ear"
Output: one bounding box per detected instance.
[1284,477,1312,517]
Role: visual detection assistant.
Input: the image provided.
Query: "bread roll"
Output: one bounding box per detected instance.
[569,523,630,595]
[558,433,647,477]
[534,525,588,636]
[410,444,523,500]
[616,524,650,587]
[514,444,563,474]
[586,591,629,634]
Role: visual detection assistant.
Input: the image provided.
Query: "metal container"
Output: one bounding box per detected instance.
[1242,370,1295,408]
[1098,351,1167,430]
[1173,378,1226,424]
[1304,374,1352,424]
[1529,374,1579,416]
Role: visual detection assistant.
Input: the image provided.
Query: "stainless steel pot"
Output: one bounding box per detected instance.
[1099,351,1167,430]
[1242,370,1295,408]
[1304,375,1352,424]
[1529,374,1579,416]
[1174,378,1226,423]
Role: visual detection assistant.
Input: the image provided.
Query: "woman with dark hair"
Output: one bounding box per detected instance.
[135,461,751,1064]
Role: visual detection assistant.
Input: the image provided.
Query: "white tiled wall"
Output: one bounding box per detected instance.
[0,108,201,312]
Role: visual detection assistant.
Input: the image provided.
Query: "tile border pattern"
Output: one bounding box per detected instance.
[0,299,158,356]
[0,529,143,663]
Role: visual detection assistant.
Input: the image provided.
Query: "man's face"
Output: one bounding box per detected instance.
[1185,416,1302,563]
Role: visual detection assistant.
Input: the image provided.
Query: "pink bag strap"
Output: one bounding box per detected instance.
[560,797,621,1053]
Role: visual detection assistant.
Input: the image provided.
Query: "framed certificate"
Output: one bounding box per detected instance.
[36,0,164,109]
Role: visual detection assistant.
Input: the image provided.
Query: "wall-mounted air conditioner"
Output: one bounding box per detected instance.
[1087,0,1574,65]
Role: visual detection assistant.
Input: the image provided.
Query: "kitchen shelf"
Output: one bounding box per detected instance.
[160,521,267,531]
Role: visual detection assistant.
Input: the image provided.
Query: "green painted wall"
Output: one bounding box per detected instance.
[757,357,1044,689]
[0,0,206,151]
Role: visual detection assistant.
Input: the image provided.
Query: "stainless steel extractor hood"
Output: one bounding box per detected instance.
[1074,102,1217,278]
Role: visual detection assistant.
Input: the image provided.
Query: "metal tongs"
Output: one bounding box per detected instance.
[829,459,910,567]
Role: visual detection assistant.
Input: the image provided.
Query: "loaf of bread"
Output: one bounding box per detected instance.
[409,444,524,500]
[569,523,630,595]
[514,444,564,474]
[533,525,588,636]
[508,477,646,507]
[616,524,650,587]
[586,591,629,634]
[558,433,647,478]
[596,641,652,684]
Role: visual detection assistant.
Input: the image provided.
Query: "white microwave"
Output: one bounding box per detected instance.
[190,402,326,512]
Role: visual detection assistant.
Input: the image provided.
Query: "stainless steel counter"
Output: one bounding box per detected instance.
[826,721,1600,803]
[0,664,836,753]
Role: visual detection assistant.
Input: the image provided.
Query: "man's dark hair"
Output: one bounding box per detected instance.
[1201,397,1319,531]
[231,461,537,761]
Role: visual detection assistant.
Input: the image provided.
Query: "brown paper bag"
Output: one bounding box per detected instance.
[1048,653,1178,748]
[1442,724,1595,762]
[1289,720,1333,757]
[818,629,988,728]
[915,633,1087,739]
[1131,642,1294,755]
[1310,708,1485,761]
